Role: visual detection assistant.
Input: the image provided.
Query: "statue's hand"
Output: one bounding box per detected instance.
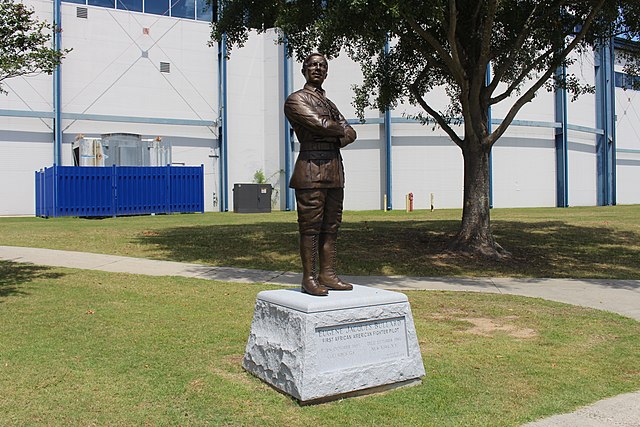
[339,127,357,147]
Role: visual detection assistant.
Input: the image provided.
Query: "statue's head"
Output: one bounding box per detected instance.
[302,53,328,87]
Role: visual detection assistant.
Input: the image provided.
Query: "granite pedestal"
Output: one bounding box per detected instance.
[242,285,425,404]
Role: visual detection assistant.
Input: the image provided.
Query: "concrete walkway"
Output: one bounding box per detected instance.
[1,245,639,426]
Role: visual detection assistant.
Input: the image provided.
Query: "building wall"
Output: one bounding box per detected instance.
[0,0,219,215]
[0,128,53,215]
[566,54,599,206]
[225,30,287,211]
[2,3,639,216]
[614,56,640,205]
[492,134,557,208]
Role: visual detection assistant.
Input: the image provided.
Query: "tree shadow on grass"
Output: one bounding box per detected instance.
[0,261,65,302]
[493,220,640,280]
[135,222,301,271]
[132,218,640,280]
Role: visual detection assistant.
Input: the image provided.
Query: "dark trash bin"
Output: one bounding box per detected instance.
[233,183,272,213]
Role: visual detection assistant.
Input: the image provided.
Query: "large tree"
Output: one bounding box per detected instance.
[212,0,640,258]
[0,0,67,94]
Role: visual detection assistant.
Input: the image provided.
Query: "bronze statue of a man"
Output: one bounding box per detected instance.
[284,53,357,296]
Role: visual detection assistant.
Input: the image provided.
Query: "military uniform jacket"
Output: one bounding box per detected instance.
[284,84,357,189]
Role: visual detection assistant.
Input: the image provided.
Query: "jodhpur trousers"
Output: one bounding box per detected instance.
[295,188,344,235]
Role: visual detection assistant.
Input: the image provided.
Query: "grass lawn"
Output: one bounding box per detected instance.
[1,205,640,278]
[1,261,639,426]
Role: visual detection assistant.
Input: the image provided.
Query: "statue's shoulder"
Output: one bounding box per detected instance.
[285,89,313,111]
[286,88,308,101]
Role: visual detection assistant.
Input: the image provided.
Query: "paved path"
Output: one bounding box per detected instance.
[1,245,639,426]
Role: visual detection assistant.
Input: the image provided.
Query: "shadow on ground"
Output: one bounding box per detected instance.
[0,261,65,302]
[133,219,640,280]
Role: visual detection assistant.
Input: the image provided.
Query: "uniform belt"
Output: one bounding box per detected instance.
[299,142,338,151]
[297,150,339,160]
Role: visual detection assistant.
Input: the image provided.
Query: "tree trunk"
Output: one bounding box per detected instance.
[448,136,510,259]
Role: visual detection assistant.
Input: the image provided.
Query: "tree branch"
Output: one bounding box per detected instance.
[447,0,462,75]
[473,0,498,121]
[488,0,606,146]
[489,0,567,95]
[489,45,557,105]
[477,0,497,79]
[470,0,483,30]
[396,27,448,73]
[402,13,466,84]
[410,69,464,148]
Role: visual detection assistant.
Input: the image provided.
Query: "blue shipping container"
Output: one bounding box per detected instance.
[35,165,204,217]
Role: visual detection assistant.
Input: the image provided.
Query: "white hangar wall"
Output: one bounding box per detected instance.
[616,89,640,204]
[226,30,289,210]
[614,51,640,205]
[1,3,639,216]
[391,133,464,210]
[492,127,558,209]
[0,0,219,215]
[390,91,464,210]
[491,82,558,209]
[566,54,598,207]
[0,0,56,216]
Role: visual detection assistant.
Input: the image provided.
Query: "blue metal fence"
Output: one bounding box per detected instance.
[35,165,204,217]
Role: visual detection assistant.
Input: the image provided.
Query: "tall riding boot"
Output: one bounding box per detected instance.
[318,233,353,291]
[300,234,329,296]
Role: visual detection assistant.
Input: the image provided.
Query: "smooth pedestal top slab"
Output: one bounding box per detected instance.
[256,284,408,313]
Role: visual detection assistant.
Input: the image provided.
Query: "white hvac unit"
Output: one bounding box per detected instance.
[72,134,172,167]
[72,137,105,166]
[144,137,172,166]
[101,133,144,166]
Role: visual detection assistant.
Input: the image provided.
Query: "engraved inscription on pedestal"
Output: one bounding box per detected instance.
[315,317,408,373]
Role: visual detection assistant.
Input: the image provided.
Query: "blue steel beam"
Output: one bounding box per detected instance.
[0,109,216,127]
[554,65,569,207]
[218,33,229,212]
[384,107,392,210]
[608,39,617,206]
[486,64,493,208]
[0,109,54,119]
[595,38,617,206]
[283,39,295,211]
[384,38,393,210]
[346,117,607,135]
[566,123,605,135]
[53,0,62,166]
[63,113,216,127]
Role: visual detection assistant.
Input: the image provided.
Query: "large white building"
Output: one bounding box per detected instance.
[1,0,639,216]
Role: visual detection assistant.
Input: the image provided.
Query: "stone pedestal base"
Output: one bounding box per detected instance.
[242,285,425,404]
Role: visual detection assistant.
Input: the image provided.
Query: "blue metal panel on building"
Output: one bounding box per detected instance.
[35,165,204,218]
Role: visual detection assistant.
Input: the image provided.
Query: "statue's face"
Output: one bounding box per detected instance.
[302,55,328,87]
